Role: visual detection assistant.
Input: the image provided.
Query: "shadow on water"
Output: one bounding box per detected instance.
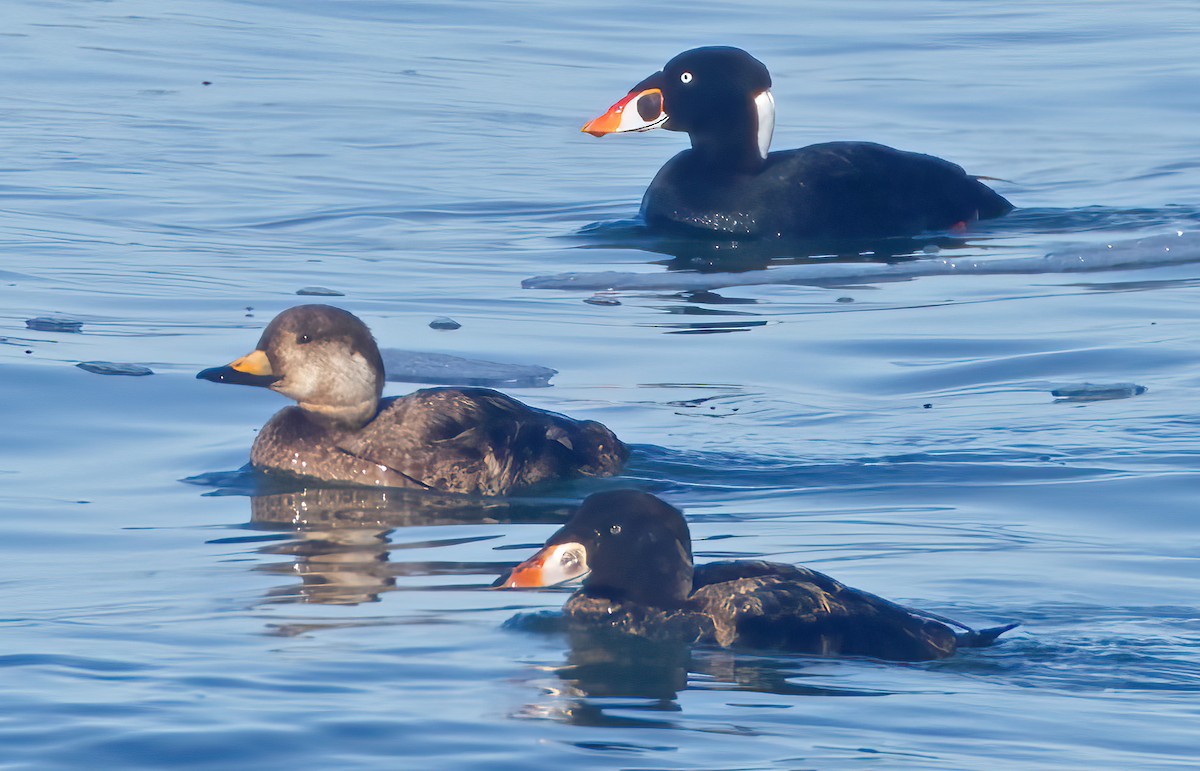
[505,619,899,734]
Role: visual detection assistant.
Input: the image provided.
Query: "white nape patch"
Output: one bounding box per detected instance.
[754,90,775,160]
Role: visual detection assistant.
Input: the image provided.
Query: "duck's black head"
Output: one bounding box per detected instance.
[197,304,386,428]
[498,490,695,608]
[582,46,775,171]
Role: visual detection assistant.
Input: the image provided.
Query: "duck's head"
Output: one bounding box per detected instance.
[582,46,774,169]
[497,490,695,608]
[198,304,385,429]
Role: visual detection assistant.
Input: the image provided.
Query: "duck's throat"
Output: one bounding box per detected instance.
[690,92,774,174]
[298,398,378,429]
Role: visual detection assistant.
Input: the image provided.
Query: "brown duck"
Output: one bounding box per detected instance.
[197,305,627,495]
[498,490,1017,661]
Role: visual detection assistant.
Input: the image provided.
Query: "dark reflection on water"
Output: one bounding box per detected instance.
[570,205,1200,275]
[573,217,1001,273]
[246,485,572,530]
[506,617,902,734]
[206,487,577,606]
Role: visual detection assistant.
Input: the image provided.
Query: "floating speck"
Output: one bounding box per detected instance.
[585,293,621,306]
[76,361,154,377]
[429,317,461,330]
[923,403,933,409]
[836,296,854,303]
[27,317,83,333]
[296,286,345,297]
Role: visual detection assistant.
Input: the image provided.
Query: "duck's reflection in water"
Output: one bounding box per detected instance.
[508,619,892,731]
[576,217,992,274]
[245,486,572,606]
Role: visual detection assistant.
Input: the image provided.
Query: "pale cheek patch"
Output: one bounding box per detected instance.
[277,345,375,405]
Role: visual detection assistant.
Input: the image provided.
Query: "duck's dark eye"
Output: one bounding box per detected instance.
[609,524,622,536]
[297,334,312,345]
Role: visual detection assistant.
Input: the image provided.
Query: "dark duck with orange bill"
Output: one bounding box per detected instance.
[583,46,1012,240]
[498,490,1017,661]
[197,305,627,495]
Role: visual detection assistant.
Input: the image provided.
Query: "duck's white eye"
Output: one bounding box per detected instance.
[680,71,693,84]
[609,524,622,535]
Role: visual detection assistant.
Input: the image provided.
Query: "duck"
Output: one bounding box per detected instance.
[582,46,1013,241]
[497,489,1017,661]
[197,305,627,495]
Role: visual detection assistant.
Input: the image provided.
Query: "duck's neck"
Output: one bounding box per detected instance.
[585,542,695,609]
[687,90,774,174]
[298,397,378,430]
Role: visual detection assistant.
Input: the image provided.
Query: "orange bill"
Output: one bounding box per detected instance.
[582,87,666,136]
[493,542,589,588]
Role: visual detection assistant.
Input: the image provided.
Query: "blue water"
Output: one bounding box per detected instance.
[3,1,1199,768]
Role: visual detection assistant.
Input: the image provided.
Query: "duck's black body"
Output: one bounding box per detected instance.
[643,140,1012,240]
[584,46,1012,240]
[500,490,1016,661]
[198,305,626,496]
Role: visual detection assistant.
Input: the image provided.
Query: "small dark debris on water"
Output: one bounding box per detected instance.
[27,317,83,333]
[1051,383,1147,402]
[680,290,756,305]
[296,286,345,297]
[923,403,933,409]
[202,81,212,86]
[836,296,855,303]
[584,293,621,306]
[429,317,461,330]
[77,361,154,377]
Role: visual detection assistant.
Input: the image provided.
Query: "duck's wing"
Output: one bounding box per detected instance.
[338,387,627,495]
[772,141,1013,236]
[690,560,964,660]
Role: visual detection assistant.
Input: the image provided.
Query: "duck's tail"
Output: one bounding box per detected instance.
[956,621,1019,648]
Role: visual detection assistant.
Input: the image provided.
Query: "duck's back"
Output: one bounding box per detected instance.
[251,386,627,495]
[642,141,1012,240]
[689,560,960,660]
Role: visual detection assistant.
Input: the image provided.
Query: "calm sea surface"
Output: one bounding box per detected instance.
[2,1,1198,768]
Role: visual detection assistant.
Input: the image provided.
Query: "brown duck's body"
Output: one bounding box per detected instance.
[564,560,967,661]
[252,386,627,495]
[198,305,628,496]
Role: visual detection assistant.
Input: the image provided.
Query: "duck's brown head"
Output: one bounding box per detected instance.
[198,304,385,429]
